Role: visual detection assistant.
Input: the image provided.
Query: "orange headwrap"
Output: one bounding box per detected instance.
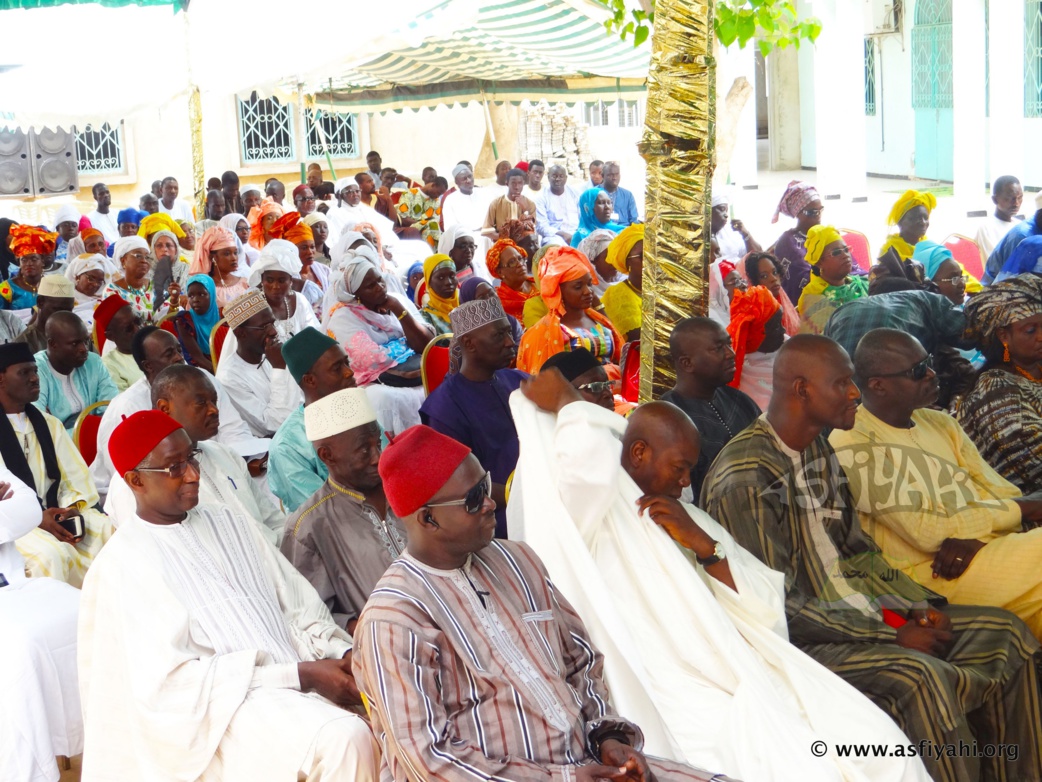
[537,246,598,315]
[80,228,103,242]
[9,225,57,257]
[727,285,781,387]
[269,211,313,246]
[486,238,527,279]
[249,201,284,249]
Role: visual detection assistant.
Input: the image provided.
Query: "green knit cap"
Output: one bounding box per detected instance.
[281,327,340,385]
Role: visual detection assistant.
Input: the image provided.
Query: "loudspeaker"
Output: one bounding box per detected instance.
[0,127,32,197]
[30,126,78,195]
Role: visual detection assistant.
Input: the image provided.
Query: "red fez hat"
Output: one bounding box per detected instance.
[109,410,185,478]
[378,425,471,518]
[93,295,131,351]
[292,184,311,199]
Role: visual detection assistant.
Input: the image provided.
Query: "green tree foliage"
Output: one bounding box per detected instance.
[595,0,822,57]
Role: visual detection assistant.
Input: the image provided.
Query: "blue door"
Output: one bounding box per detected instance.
[912,0,954,181]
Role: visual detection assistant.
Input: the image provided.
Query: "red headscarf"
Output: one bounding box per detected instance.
[727,285,781,387]
[269,211,313,246]
[9,225,57,257]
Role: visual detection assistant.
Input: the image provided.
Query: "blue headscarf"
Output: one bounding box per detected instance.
[570,187,625,248]
[185,273,220,356]
[116,208,146,226]
[996,235,1042,283]
[911,240,954,280]
[405,261,424,304]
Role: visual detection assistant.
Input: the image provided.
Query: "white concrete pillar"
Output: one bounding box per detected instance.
[715,44,758,188]
[809,0,866,200]
[952,0,987,204]
[988,0,1025,185]
[767,46,802,170]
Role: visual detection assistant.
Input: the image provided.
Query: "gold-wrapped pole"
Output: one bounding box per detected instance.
[638,0,715,401]
[188,84,205,218]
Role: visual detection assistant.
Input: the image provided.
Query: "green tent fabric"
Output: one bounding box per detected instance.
[0,0,184,8]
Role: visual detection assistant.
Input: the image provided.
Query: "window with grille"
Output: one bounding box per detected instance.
[306,109,358,159]
[584,101,611,127]
[864,39,877,116]
[619,100,641,128]
[911,0,953,110]
[238,93,294,164]
[1026,0,1042,116]
[74,122,125,175]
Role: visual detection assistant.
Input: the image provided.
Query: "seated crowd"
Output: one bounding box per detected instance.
[5,158,1042,782]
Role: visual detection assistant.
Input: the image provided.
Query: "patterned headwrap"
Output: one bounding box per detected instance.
[450,297,508,338]
[138,213,185,239]
[9,225,57,257]
[422,253,459,320]
[224,289,270,330]
[804,225,843,265]
[727,285,781,387]
[499,217,536,243]
[269,211,313,246]
[964,274,1042,351]
[486,238,526,279]
[910,240,954,280]
[190,226,237,276]
[538,247,598,315]
[342,246,382,296]
[605,224,644,275]
[773,180,820,223]
[577,228,617,265]
[887,190,937,226]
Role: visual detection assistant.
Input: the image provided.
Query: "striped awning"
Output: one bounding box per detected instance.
[314,0,649,113]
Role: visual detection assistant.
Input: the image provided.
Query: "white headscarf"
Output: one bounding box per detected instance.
[437,224,475,257]
[247,238,301,288]
[335,246,383,305]
[64,253,112,284]
[330,231,375,272]
[53,203,81,229]
[113,235,149,262]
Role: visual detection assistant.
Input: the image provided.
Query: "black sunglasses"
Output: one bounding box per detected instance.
[426,471,492,515]
[874,355,934,381]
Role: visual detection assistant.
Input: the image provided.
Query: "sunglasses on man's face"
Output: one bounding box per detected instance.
[874,355,934,381]
[426,471,492,515]
[578,380,613,396]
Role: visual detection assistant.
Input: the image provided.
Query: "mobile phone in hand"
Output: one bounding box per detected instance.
[58,512,84,539]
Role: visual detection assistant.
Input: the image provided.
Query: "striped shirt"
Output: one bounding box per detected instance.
[353,540,727,782]
[701,416,944,646]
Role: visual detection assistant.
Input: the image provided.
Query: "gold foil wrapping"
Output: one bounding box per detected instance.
[188,85,205,218]
[638,0,715,400]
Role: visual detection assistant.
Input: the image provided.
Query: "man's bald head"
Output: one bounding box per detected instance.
[622,401,700,498]
[150,363,213,407]
[669,317,736,389]
[151,364,220,443]
[852,328,922,384]
[770,334,860,432]
[44,310,85,339]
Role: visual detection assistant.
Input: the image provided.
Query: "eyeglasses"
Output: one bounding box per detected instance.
[578,380,613,396]
[827,245,852,258]
[874,355,934,381]
[426,471,492,515]
[135,448,202,479]
[296,196,316,203]
[237,319,276,331]
[801,207,824,217]
[936,274,966,287]
[124,251,150,261]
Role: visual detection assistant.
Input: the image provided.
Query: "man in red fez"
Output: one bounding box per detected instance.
[351,424,734,782]
[78,410,380,781]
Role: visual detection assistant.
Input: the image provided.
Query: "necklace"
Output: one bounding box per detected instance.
[1011,362,1042,383]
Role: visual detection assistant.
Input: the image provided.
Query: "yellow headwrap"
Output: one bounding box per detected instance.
[606,224,645,276]
[804,225,842,265]
[887,190,937,226]
[138,213,186,239]
[422,253,459,321]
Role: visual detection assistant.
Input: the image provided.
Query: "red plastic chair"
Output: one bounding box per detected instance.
[943,233,985,282]
[421,333,453,395]
[209,320,230,369]
[839,229,872,272]
[620,340,640,403]
[74,401,108,465]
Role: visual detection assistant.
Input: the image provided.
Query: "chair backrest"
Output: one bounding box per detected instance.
[839,229,872,272]
[421,333,453,395]
[158,309,178,336]
[209,319,229,370]
[943,233,985,281]
[91,318,102,353]
[73,400,109,465]
[620,339,640,403]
